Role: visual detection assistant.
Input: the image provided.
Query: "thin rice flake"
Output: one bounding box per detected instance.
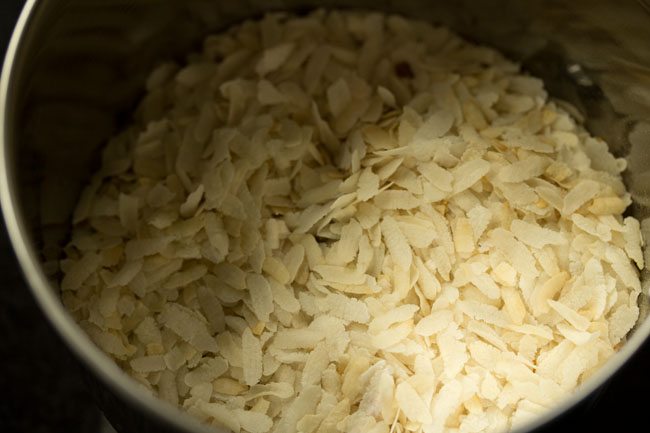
[470,273,501,300]
[327,219,363,265]
[623,217,644,268]
[396,381,433,425]
[510,220,566,249]
[498,156,549,183]
[204,213,229,258]
[272,329,324,350]
[368,304,419,335]
[453,217,475,255]
[125,237,172,260]
[437,324,469,379]
[370,322,413,350]
[196,286,226,332]
[430,380,463,433]
[356,202,381,230]
[196,401,240,432]
[419,161,453,192]
[323,293,370,323]
[295,204,330,234]
[376,157,405,180]
[556,323,596,346]
[451,159,490,195]
[118,193,139,233]
[184,358,228,387]
[244,382,294,401]
[415,310,453,336]
[357,168,380,201]
[313,265,366,285]
[605,246,642,291]
[130,355,165,373]
[327,78,352,117]
[458,300,511,328]
[61,252,102,291]
[163,264,207,289]
[256,42,295,76]
[609,304,638,345]
[159,303,217,353]
[530,272,569,316]
[298,180,343,206]
[381,216,412,270]
[547,300,590,331]
[571,214,611,242]
[562,180,601,215]
[467,205,492,241]
[269,278,300,313]
[415,257,442,299]
[489,228,537,277]
[243,327,263,386]
[588,196,628,215]
[414,109,455,141]
[271,386,321,433]
[374,190,421,210]
[179,185,204,218]
[377,86,396,106]
[236,409,273,433]
[303,45,330,94]
[493,262,518,287]
[108,259,143,288]
[258,79,286,105]
[302,343,330,387]
[263,256,291,285]
[246,273,275,322]
[283,244,305,282]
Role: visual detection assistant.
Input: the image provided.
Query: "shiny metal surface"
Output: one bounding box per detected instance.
[2,1,650,432]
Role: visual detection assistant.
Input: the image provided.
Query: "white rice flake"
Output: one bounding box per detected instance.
[562,180,601,215]
[430,380,463,433]
[415,310,453,336]
[323,293,371,324]
[547,300,590,331]
[239,329,262,388]
[108,259,143,288]
[414,110,455,141]
[369,304,419,334]
[159,303,217,353]
[358,168,380,201]
[437,324,469,379]
[374,190,421,210]
[381,216,412,270]
[396,381,432,424]
[256,42,295,76]
[327,78,352,117]
[510,220,567,249]
[452,159,490,195]
[61,252,102,291]
[489,228,537,277]
[302,343,330,387]
[499,156,549,183]
[236,409,274,433]
[247,273,275,322]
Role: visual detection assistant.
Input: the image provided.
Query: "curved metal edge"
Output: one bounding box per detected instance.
[0,2,216,432]
[0,2,649,433]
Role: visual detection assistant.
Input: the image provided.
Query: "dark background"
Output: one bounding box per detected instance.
[0,1,647,432]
